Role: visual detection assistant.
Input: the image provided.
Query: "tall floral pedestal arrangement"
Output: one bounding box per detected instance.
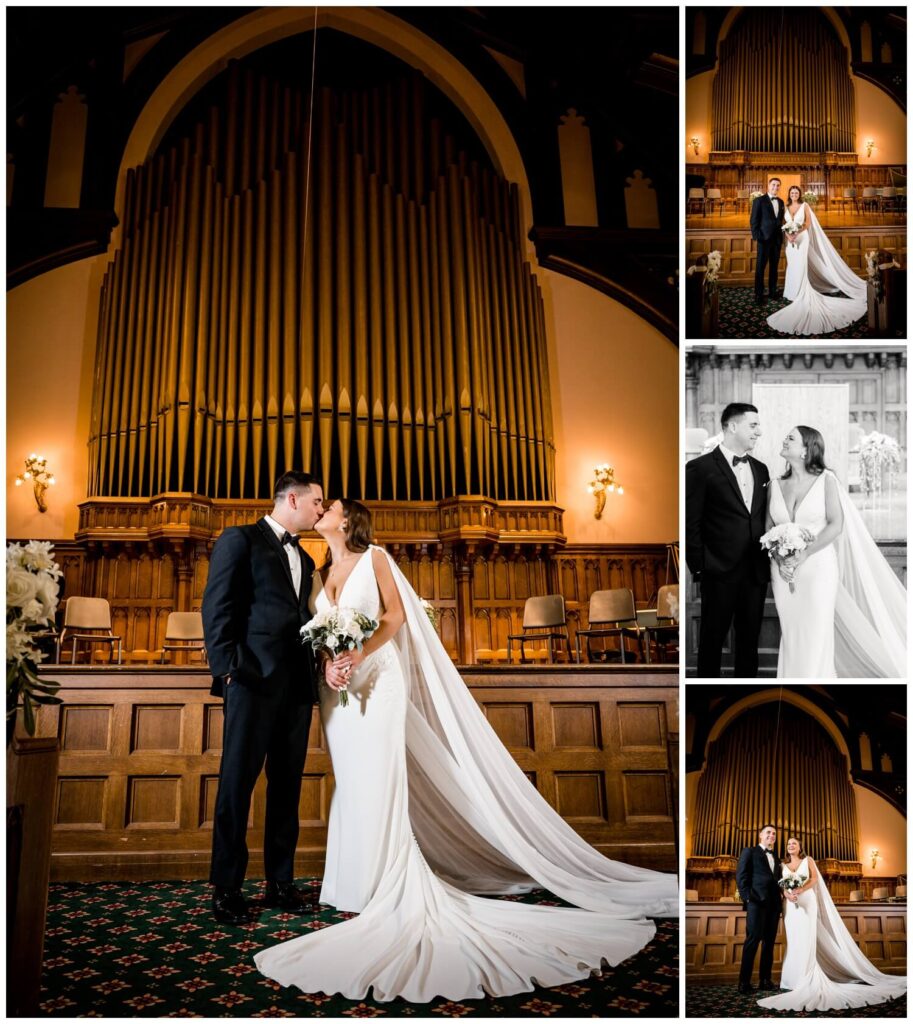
[6,542,63,1016]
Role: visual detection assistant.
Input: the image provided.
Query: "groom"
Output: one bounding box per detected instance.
[736,824,782,994]
[202,471,325,924]
[685,403,770,677]
[750,177,785,305]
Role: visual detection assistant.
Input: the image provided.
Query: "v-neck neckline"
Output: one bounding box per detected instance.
[322,549,370,607]
[778,472,822,523]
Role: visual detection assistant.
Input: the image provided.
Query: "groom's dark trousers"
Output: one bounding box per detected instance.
[737,845,782,986]
[686,447,770,677]
[202,519,318,888]
[750,194,785,299]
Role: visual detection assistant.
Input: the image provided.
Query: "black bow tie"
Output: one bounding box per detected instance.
[732,455,750,466]
[281,531,300,547]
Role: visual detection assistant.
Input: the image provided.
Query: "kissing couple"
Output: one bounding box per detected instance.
[736,823,905,1010]
[686,404,906,678]
[201,470,677,1003]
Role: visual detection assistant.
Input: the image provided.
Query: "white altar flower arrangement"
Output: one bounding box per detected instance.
[859,431,902,497]
[301,607,379,706]
[749,191,764,201]
[801,192,818,206]
[687,251,722,310]
[6,541,63,739]
[760,523,816,594]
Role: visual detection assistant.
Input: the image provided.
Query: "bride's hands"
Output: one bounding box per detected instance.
[333,648,367,678]
[324,657,349,692]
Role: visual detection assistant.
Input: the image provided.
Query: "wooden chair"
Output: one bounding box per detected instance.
[687,187,706,215]
[871,887,891,901]
[506,596,569,664]
[861,186,878,213]
[848,890,865,902]
[57,597,123,665]
[641,584,680,664]
[574,588,639,664]
[706,187,724,216]
[735,188,750,214]
[160,611,207,663]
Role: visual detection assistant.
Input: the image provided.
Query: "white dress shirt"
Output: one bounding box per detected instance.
[768,193,779,217]
[720,442,754,510]
[264,514,302,597]
[760,844,775,873]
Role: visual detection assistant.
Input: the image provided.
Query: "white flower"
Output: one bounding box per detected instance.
[325,634,339,650]
[7,563,40,611]
[32,574,59,624]
[6,620,37,664]
[22,541,62,577]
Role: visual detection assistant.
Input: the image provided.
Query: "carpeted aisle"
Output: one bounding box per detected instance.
[38,880,678,1017]
[716,287,903,340]
[685,984,906,1018]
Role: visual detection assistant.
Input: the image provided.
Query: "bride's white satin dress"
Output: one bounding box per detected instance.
[758,859,906,1011]
[769,474,837,678]
[254,549,672,1002]
[767,203,867,336]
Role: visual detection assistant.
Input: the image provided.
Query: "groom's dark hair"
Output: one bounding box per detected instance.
[759,823,776,833]
[721,402,758,429]
[768,176,781,185]
[273,471,319,501]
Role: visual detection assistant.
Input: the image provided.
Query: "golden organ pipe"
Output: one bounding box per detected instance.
[335,119,353,496]
[250,177,266,497]
[419,204,437,499]
[282,152,298,482]
[266,166,282,492]
[368,172,384,496]
[395,193,413,499]
[427,185,447,500]
[177,134,203,492]
[407,199,425,499]
[237,188,254,496]
[298,115,315,474]
[381,180,399,498]
[204,179,225,496]
[317,89,334,492]
[353,152,370,499]
[447,164,472,493]
[435,177,457,497]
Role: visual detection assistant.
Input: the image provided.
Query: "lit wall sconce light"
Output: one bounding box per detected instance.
[586,463,624,519]
[690,137,701,157]
[14,453,56,513]
[870,848,880,869]
[865,138,876,158]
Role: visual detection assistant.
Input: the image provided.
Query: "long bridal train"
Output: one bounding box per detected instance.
[767,203,867,337]
[255,547,677,1002]
[758,859,906,1012]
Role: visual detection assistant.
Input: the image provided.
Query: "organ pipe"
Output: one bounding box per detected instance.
[90,60,554,502]
[691,705,859,863]
[711,10,855,153]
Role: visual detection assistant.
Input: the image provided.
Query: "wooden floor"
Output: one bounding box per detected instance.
[687,211,906,230]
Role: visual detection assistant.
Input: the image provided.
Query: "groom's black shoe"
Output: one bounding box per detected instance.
[737,982,755,994]
[212,887,250,925]
[263,881,314,913]
[769,290,781,300]
[758,978,778,991]
[754,294,765,306]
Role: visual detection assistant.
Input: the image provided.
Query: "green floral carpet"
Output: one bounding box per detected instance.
[38,880,678,1017]
[685,984,906,1018]
[717,288,902,339]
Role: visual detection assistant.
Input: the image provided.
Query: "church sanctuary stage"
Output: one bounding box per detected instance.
[35,665,678,883]
[686,900,907,984]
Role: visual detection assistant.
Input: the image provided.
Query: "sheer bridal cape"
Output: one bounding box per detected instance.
[758,869,906,1011]
[255,548,677,1001]
[767,203,867,336]
[829,474,906,676]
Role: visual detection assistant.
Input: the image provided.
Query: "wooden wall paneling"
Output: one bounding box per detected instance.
[39,668,677,880]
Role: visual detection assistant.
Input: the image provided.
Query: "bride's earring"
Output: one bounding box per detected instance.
[339,522,347,533]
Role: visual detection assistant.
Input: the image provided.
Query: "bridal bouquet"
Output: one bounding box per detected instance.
[760,523,815,594]
[778,875,807,893]
[301,607,379,706]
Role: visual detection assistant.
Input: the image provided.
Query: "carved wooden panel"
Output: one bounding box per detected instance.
[687,904,906,982]
[40,667,677,880]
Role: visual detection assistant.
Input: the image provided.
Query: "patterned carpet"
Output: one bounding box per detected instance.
[717,288,903,339]
[38,880,678,1017]
[685,984,907,1018]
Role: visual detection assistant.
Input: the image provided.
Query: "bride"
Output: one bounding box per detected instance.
[766,425,906,678]
[767,186,867,337]
[757,837,906,1012]
[254,499,678,1002]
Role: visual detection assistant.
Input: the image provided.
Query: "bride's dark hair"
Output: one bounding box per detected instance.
[787,185,802,203]
[322,499,374,571]
[782,425,827,479]
[781,836,808,864]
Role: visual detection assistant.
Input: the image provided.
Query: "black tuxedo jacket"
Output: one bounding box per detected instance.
[685,447,770,580]
[201,519,318,701]
[737,845,782,907]
[750,194,785,243]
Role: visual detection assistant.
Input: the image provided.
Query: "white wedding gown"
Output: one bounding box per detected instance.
[768,470,906,678]
[254,546,677,1002]
[767,203,867,336]
[758,859,906,1011]
[769,473,837,678]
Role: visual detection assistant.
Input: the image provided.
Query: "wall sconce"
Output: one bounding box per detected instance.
[690,137,701,157]
[14,453,56,513]
[865,138,876,158]
[587,463,624,519]
[870,849,880,870]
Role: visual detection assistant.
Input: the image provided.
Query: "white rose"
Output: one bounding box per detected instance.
[7,564,40,610]
[22,541,60,576]
[32,575,59,624]
[325,634,339,650]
